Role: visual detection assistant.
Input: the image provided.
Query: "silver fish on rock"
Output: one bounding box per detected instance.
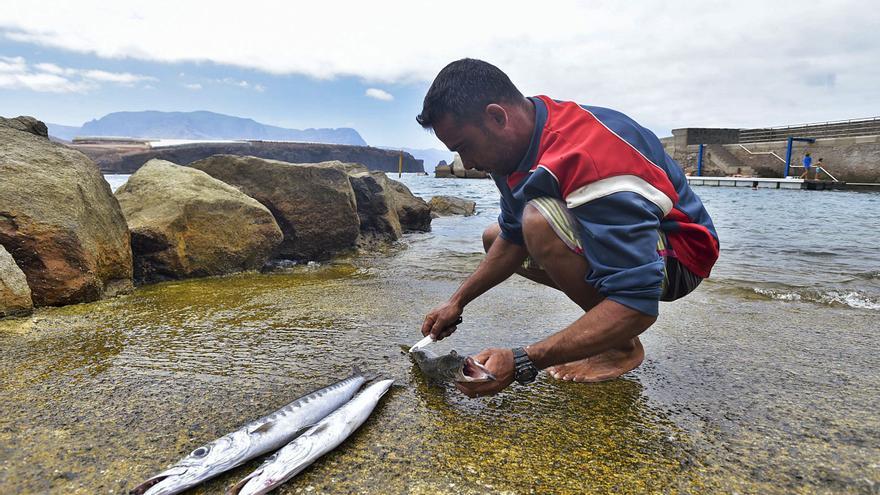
[228,379,395,495]
[130,372,367,495]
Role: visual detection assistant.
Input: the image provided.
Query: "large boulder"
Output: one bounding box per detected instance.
[0,245,32,317]
[385,179,431,232]
[189,155,360,260]
[115,160,283,283]
[434,162,454,178]
[450,153,490,179]
[307,162,402,244]
[350,170,404,243]
[0,116,133,307]
[430,195,476,217]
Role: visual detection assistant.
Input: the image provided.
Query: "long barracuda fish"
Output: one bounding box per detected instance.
[228,379,395,495]
[409,347,495,384]
[130,373,367,495]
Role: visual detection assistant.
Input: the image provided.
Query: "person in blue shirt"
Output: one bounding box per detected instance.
[799,152,813,179]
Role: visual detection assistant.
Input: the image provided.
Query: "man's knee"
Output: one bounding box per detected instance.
[482,223,501,253]
[522,204,554,255]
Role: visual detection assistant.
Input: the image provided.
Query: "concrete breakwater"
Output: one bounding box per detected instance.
[70,138,425,174]
[662,119,880,182]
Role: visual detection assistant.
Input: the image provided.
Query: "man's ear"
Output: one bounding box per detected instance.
[484,104,508,129]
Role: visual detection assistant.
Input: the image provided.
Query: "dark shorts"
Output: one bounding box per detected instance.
[523,197,702,302]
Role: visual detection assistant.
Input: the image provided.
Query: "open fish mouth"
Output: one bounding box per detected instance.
[460,356,495,382]
[129,466,188,495]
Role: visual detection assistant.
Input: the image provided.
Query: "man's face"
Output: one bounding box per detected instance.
[432,112,519,176]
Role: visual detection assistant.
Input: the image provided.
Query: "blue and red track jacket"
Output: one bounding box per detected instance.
[493,96,719,316]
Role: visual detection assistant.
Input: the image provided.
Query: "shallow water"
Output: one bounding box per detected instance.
[1,175,877,494]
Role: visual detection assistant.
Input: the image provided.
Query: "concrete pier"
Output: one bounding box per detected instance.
[686,176,851,190]
[687,176,880,192]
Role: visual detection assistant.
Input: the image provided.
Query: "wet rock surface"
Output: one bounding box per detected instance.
[115,159,283,283]
[430,195,477,217]
[385,179,431,232]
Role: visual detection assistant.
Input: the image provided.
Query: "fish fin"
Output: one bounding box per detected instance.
[248,421,275,435]
[352,363,378,382]
[307,423,330,436]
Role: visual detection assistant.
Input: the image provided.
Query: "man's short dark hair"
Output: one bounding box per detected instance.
[416,58,523,129]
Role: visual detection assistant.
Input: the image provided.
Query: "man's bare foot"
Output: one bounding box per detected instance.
[547,337,645,382]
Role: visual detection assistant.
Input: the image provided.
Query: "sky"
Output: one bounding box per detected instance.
[1,1,878,150]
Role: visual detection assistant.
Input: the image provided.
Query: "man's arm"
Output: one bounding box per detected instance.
[455,299,656,398]
[421,234,528,340]
[525,298,656,368]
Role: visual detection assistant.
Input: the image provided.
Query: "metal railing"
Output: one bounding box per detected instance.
[739,116,880,143]
[737,144,786,163]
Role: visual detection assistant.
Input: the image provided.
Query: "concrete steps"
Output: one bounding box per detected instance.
[706,144,753,176]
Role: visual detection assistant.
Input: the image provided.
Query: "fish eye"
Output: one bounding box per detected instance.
[191,447,209,458]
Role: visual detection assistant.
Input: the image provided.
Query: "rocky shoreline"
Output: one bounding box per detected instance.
[0,116,466,317]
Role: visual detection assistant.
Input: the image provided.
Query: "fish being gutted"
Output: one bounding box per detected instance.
[228,379,395,495]
[130,373,367,495]
[409,347,495,383]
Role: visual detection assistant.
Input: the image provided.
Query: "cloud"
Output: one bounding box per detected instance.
[81,69,154,84]
[1,1,878,129]
[184,82,202,90]
[0,55,155,92]
[365,88,393,101]
[213,77,265,91]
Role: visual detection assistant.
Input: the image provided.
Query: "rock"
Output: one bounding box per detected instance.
[434,163,454,178]
[309,162,403,244]
[115,159,283,283]
[351,170,404,243]
[189,155,360,260]
[0,116,133,307]
[0,116,48,138]
[0,245,32,317]
[385,179,431,232]
[429,196,476,217]
[450,153,490,179]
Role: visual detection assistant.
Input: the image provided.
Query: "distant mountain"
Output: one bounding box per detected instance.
[381,147,452,171]
[47,111,366,146]
[46,123,81,141]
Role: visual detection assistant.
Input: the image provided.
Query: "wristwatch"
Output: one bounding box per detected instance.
[511,347,539,384]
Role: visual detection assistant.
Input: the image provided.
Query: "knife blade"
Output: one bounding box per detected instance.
[409,316,463,352]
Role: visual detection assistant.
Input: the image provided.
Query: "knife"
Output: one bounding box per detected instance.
[409,316,463,352]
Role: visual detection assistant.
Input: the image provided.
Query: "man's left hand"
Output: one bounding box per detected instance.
[456,348,515,398]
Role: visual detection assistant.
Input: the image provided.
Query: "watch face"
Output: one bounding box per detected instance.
[517,366,538,383]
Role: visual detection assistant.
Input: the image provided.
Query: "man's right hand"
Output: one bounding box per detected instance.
[421,301,463,340]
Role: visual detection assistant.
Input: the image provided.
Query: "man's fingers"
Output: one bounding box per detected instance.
[436,325,457,340]
[472,349,494,364]
[421,315,435,336]
[430,320,456,340]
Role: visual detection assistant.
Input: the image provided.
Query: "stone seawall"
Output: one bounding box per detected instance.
[71,141,424,174]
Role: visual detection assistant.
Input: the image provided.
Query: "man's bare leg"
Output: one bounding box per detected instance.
[483,215,644,382]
